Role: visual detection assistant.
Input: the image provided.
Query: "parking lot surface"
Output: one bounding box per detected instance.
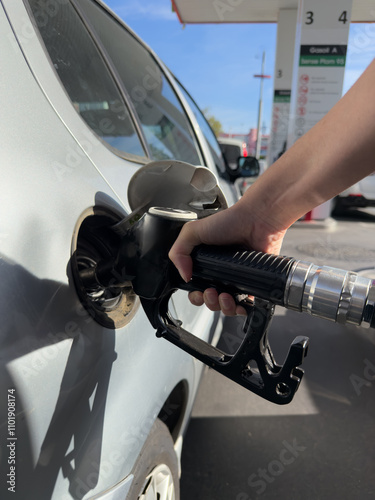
[181,209,375,500]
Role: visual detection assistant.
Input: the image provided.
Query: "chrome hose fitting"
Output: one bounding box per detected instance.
[285,261,375,327]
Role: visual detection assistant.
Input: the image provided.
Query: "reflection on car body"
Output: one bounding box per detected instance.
[0,0,244,498]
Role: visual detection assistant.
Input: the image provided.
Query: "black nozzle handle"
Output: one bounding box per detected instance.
[189,245,297,306]
[114,208,310,405]
[189,245,375,328]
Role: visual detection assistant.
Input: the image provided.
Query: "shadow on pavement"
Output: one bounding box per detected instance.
[181,307,375,500]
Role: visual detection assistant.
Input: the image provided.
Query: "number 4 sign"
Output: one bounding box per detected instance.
[305,9,349,26]
[288,0,353,146]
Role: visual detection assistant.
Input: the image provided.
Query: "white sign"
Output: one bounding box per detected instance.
[288,0,352,146]
[287,0,352,219]
[268,9,297,165]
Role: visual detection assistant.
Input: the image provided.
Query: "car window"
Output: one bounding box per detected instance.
[174,80,227,174]
[27,0,145,158]
[76,0,202,165]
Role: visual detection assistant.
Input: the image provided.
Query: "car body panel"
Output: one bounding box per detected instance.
[0,1,222,498]
[5,0,234,332]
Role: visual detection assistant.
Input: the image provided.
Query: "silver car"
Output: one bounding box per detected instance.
[0,1,242,498]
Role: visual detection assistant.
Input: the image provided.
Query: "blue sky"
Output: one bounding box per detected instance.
[106,0,375,134]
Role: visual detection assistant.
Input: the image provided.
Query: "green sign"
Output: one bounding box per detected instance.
[299,55,346,66]
[299,44,347,67]
[274,90,291,103]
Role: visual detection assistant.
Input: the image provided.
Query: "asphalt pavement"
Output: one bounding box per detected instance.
[181,208,375,500]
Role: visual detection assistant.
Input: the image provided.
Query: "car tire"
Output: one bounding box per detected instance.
[127,418,180,500]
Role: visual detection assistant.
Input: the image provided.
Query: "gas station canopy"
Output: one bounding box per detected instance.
[171,0,375,23]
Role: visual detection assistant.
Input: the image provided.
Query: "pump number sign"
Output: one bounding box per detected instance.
[288,0,352,145]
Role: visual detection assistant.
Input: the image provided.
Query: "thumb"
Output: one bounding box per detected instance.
[168,220,204,282]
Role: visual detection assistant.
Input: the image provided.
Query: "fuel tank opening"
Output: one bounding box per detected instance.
[71,207,139,329]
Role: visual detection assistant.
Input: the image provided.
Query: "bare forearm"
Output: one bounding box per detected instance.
[169,59,375,307]
[240,58,375,231]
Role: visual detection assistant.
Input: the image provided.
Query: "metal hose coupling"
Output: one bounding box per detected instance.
[284,261,375,328]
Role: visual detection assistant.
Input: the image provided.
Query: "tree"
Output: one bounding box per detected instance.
[203,108,223,137]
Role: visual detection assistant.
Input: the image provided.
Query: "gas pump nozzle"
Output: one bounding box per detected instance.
[83,203,375,405]
[78,161,375,405]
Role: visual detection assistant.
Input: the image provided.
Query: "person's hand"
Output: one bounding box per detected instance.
[169,199,288,316]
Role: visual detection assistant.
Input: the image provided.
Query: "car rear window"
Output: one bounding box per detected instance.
[27,0,145,158]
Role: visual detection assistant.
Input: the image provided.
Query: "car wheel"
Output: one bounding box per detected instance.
[127,418,180,500]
